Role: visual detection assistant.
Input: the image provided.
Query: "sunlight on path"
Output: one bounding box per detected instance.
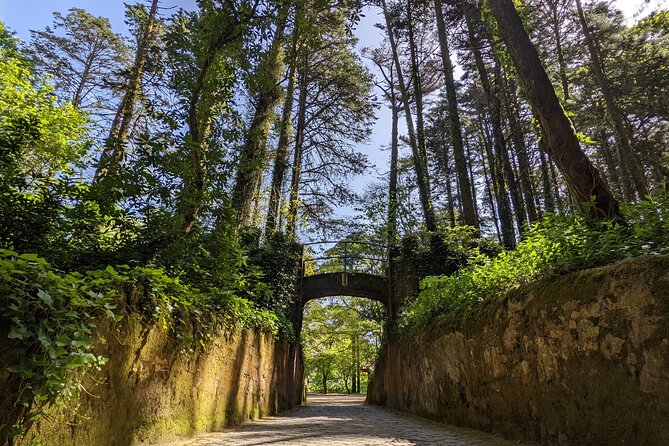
[163,394,517,445]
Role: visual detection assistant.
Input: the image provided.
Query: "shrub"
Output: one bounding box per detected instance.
[399,195,669,333]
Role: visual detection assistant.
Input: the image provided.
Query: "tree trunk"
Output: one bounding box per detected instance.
[505,76,539,223]
[538,149,555,214]
[479,131,502,242]
[466,143,481,224]
[492,65,527,235]
[94,0,158,182]
[463,5,515,246]
[287,52,309,237]
[388,104,400,242]
[574,0,647,201]
[265,21,300,237]
[382,0,437,232]
[351,335,357,393]
[478,117,514,246]
[439,122,456,228]
[232,11,288,226]
[355,336,361,392]
[489,129,516,247]
[487,0,620,221]
[72,45,97,107]
[597,129,623,198]
[434,0,478,229]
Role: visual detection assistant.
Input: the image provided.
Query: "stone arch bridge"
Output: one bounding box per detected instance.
[298,240,389,307]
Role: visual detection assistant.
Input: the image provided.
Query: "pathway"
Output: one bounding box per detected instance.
[165,394,517,445]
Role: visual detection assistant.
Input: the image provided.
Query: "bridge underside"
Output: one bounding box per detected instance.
[300,272,388,306]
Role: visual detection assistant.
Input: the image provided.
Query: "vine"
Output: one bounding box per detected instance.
[0,249,289,439]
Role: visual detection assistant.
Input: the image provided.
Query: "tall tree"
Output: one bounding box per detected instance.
[285,3,374,237]
[574,0,648,200]
[503,76,539,223]
[94,0,160,182]
[433,0,478,229]
[232,4,290,225]
[265,16,300,237]
[486,0,620,221]
[287,51,308,237]
[28,8,129,117]
[368,44,403,243]
[462,3,516,246]
[381,0,437,232]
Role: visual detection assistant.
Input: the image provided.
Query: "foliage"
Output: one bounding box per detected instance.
[302,297,382,394]
[391,226,499,283]
[0,248,288,437]
[0,251,116,434]
[0,48,88,176]
[400,195,669,333]
[246,230,302,311]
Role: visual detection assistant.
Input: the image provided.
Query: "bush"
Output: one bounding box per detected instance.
[399,194,669,333]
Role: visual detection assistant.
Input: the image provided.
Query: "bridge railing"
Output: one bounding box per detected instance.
[301,240,388,277]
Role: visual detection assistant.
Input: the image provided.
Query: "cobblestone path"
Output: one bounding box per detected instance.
[166,394,516,445]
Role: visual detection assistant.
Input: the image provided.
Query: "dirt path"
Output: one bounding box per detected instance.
[165,394,517,445]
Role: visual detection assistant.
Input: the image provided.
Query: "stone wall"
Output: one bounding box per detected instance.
[369,255,669,445]
[11,316,303,446]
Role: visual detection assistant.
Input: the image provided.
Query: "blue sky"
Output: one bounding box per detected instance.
[0,0,663,220]
[0,1,197,39]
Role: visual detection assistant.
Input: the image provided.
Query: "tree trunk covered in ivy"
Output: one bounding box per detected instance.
[232,9,289,226]
[94,0,159,182]
[266,19,300,237]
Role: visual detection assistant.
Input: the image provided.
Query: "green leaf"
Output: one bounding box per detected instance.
[8,325,28,340]
[37,289,53,306]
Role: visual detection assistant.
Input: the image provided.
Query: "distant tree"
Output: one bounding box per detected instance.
[302,298,382,394]
[94,0,161,181]
[27,8,129,123]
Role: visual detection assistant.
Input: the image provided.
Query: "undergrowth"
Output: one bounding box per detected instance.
[399,194,669,334]
[0,249,290,438]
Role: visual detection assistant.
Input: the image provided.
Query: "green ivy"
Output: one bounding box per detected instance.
[0,249,290,437]
[0,251,117,433]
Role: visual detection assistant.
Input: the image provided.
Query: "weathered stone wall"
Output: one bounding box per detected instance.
[14,316,303,446]
[369,255,669,445]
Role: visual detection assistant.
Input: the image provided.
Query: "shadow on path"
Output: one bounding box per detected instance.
[163,394,520,445]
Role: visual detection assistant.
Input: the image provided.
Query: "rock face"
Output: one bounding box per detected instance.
[17,317,303,446]
[368,255,669,445]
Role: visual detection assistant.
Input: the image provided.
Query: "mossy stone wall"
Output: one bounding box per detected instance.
[17,316,303,446]
[369,256,669,445]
